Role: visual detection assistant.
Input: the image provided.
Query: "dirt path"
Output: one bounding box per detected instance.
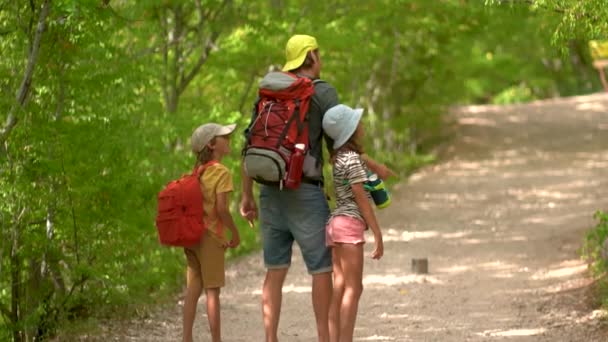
[102,94,608,341]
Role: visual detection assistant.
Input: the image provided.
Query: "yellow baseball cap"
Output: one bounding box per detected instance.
[282,35,319,72]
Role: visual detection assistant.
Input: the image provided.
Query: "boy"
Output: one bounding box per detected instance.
[183,122,240,342]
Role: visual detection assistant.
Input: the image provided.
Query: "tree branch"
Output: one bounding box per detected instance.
[0,29,16,36]
[178,31,220,96]
[53,63,66,120]
[0,0,51,146]
[168,4,183,112]
[60,150,79,264]
[177,0,230,96]
[238,69,260,114]
[158,8,170,111]
[493,0,568,15]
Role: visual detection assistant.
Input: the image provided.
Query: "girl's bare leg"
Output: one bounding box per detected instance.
[329,247,344,342]
[338,244,364,342]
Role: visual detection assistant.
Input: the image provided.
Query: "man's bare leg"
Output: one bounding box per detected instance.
[312,271,333,342]
[262,268,288,342]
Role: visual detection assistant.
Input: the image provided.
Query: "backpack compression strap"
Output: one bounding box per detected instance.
[258,76,315,149]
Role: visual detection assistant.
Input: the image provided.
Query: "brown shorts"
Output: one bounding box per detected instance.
[184,232,225,289]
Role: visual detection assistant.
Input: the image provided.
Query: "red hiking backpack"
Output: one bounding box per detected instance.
[242,72,315,188]
[155,161,218,247]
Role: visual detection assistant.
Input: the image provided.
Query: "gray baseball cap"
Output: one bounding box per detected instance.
[191,123,236,153]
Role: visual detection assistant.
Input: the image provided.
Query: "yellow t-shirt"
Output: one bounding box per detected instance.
[199,163,233,243]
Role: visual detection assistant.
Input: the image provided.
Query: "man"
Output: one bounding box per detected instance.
[240,34,394,342]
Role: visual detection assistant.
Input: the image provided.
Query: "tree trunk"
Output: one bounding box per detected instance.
[383,30,401,152]
[10,207,27,342]
[158,1,229,115]
[10,232,22,342]
[0,0,51,147]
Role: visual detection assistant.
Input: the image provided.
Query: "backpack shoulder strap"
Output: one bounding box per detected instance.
[193,160,219,177]
[310,79,327,108]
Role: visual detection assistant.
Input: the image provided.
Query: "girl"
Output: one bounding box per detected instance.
[322,104,384,342]
[184,122,241,342]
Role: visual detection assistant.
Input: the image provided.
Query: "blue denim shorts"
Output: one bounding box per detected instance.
[259,183,332,274]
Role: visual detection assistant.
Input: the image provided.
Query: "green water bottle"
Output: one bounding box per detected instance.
[364,173,391,209]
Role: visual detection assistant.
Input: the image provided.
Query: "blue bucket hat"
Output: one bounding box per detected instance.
[322,104,364,149]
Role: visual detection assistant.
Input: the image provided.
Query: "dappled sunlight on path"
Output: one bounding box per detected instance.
[349,93,608,341]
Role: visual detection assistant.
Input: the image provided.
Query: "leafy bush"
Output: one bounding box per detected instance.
[582,211,608,307]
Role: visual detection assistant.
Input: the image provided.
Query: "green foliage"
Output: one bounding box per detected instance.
[582,211,608,307]
[1,0,605,340]
[487,0,608,49]
[583,212,608,274]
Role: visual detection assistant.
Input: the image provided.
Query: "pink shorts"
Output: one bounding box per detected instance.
[326,215,367,246]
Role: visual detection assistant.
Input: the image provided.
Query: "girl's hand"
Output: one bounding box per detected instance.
[371,234,384,260]
[360,154,396,180]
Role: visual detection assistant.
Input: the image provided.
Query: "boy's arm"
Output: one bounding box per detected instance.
[216,191,240,248]
[351,182,384,260]
[360,154,396,180]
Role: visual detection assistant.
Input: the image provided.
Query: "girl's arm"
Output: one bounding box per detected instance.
[351,182,384,259]
[216,191,241,248]
[360,154,396,180]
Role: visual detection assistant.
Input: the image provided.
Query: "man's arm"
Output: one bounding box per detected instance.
[241,163,254,200]
[239,162,257,225]
[239,99,259,224]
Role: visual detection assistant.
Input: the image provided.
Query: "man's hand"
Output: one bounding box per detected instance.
[239,194,258,227]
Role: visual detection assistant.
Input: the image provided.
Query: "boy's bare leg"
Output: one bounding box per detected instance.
[338,245,364,342]
[183,265,202,342]
[312,271,333,342]
[206,288,221,342]
[329,248,343,342]
[262,268,288,342]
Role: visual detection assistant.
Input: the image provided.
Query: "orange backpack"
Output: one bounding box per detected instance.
[155,161,217,247]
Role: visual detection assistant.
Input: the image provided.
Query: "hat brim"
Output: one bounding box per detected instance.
[332,108,364,149]
[282,53,308,72]
[216,123,236,136]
